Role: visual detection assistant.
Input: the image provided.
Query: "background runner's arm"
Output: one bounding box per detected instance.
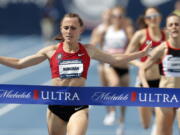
[125,31,144,67]
[90,27,105,48]
[0,48,48,69]
[124,17,134,40]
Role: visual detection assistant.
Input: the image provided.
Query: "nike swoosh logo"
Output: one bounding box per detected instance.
[74,106,83,111]
[78,54,84,56]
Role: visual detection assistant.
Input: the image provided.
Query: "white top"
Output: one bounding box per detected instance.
[103,26,128,53]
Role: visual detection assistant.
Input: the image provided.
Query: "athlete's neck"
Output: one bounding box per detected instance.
[63,41,79,53]
[113,24,122,31]
[169,37,180,48]
[148,27,161,37]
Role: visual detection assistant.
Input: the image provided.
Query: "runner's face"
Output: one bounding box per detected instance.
[61,17,83,44]
[167,16,180,38]
[145,8,161,28]
[111,8,124,27]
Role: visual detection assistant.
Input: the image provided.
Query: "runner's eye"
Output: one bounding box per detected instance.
[64,26,77,30]
[175,23,179,26]
[145,13,160,19]
[71,26,77,30]
[64,26,69,30]
[112,14,124,19]
[169,23,180,27]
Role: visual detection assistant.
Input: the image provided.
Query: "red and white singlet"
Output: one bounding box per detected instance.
[139,29,166,62]
[49,42,90,79]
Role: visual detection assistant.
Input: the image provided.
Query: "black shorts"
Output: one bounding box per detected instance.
[140,79,160,87]
[112,67,129,77]
[48,105,88,122]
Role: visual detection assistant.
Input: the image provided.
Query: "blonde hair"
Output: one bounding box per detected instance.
[112,5,126,15]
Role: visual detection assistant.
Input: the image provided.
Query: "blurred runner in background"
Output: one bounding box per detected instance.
[90,8,112,102]
[91,5,134,135]
[139,13,180,135]
[40,0,59,41]
[173,0,180,16]
[125,7,166,135]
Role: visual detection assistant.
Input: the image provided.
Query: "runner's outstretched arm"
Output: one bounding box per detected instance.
[0,46,51,69]
[87,43,151,67]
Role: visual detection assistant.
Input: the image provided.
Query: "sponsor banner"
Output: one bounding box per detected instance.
[0,84,180,107]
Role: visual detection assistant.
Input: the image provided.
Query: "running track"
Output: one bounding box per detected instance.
[0,35,179,135]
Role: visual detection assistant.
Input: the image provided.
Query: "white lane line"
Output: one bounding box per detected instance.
[0,61,48,83]
[0,80,51,117]
[0,104,21,117]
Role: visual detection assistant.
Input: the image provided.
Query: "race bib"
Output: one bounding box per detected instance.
[163,55,180,77]
[59,59,83,78]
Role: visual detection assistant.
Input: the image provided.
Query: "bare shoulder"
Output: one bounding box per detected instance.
[137,29,147,42]
[137,29,146,37]
[130,29,145,43]
[38,44,58,54]
[36,44,59,59]
[131,29,145,41]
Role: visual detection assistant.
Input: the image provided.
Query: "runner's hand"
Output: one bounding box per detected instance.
[142,40,152,56]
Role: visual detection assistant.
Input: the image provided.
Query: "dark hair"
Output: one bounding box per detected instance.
[137,15,147,30]
[54,13,84,41]
[137,7,161,30]
[54,33,64,41]
[63,13,84,27]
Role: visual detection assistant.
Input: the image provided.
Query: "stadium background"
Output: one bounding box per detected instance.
[0,0,176,35]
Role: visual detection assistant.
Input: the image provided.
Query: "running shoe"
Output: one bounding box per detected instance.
[150,122,156,135]
[103,111,115,126]
[116,123,124,135]
[116,123,125,135]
